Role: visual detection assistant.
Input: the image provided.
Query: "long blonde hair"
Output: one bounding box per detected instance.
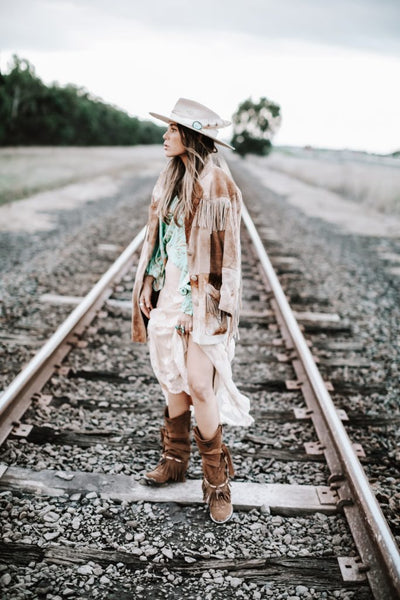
[158,124,217,224]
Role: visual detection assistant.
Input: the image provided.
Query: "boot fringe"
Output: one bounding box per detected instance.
[145,409,191,485]
[202,476,231,504]
[164,455,187,482]
[145,455,187,485]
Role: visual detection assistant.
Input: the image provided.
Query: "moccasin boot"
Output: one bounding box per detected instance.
[193,425,235,524]
[144,407,191,485]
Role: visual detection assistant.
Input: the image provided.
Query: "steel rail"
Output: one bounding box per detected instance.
[241,202,400,599]
[1,156,399,595]
[0,226,146,446]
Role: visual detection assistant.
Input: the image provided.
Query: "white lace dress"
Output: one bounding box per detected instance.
[146,198,253,427]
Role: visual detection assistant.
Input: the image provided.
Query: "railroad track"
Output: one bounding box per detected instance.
[0,159,399,600]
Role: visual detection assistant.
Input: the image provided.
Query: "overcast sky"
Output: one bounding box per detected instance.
[1,0,399,153]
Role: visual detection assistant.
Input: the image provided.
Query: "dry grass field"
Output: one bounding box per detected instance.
[1,145,399,215]
[257,147,400,215]
[1,145,399,237]
[0,146,164,206]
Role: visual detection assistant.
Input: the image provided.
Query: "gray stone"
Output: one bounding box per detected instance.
[77,565,93,575]
[85,492,98,499]
[91,531,101,538]
[283,534,292,545]
[44,531,60,541]
[272,526,285,536]
[1,573,11,586]
[161,547,173,560]
[56,471,75,481]
[44,511,59,523]
[316,512,328,521]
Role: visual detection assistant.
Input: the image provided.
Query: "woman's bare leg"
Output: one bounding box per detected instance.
[186,336,219,439]
[167,391,191,418]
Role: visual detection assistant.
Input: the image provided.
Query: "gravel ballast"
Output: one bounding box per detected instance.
[2,148,398,598]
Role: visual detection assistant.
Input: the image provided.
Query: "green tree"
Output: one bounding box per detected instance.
[231,96,281,157]
[0,55,164,146]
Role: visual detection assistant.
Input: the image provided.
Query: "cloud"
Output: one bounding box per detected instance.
[1,0,400,55]
[1,0,399,152]
[0,0,141,52]
[106,0,400,55]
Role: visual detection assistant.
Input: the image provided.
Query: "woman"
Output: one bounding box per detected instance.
[132,98,253,524]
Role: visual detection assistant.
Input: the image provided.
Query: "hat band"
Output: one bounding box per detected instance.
[170,111,220,137]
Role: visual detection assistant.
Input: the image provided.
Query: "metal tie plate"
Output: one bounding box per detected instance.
[337,556,368,582]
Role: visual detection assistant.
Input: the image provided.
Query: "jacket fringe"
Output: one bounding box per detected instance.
[225,280,242,342]
[193,196,231,232]
[205,283,221,317]
[205,281,241,340]
[228,308,240,341]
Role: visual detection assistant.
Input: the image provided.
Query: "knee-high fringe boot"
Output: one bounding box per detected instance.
[193,424,235,524]
[144,407,191,485]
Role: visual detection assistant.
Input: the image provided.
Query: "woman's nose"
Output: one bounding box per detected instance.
[163,132,168,140]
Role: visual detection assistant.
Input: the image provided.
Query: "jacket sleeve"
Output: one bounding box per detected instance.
[131,192,161,342]
[218,189,242,317]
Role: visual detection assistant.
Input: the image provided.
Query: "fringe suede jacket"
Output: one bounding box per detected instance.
[131,159,242,345]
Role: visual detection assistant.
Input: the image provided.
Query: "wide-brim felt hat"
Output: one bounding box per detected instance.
[150,97,235,150]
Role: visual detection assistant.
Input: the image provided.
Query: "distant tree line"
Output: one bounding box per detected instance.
[0,56,165,146]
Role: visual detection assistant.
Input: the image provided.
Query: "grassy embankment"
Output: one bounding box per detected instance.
[261,147,400,216]
[1,145,399,216]
[0,146,163,206]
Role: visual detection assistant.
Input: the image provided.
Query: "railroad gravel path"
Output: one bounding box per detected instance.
[0,157,162,390]
[230,156,400,539]
[1,151,399,599]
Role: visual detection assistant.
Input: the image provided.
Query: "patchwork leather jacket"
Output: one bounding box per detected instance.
[131,159,242,345]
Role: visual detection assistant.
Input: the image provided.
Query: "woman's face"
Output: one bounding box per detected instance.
[163,123,186,159]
